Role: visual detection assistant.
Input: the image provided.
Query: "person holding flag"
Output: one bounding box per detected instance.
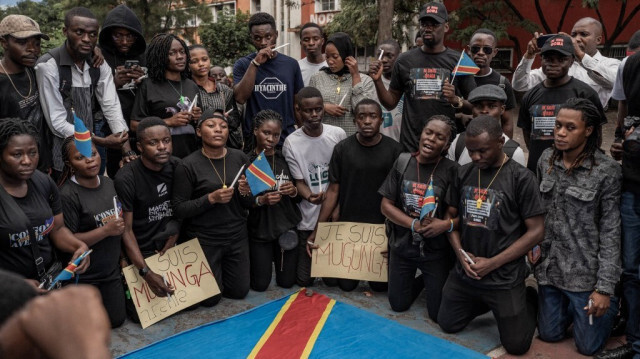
[378,115,458,321]
[369,1,475,152]
[237,110,301,292]
[57,116,127,328]
[173,109,253,306]
[0,117,89,293]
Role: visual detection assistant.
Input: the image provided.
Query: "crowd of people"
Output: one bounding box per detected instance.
[0,2,639,358]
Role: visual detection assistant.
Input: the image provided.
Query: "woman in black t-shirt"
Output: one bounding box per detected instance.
[0,118,89,290]
[58,137,126,328]
[131,33,202,158]
[237,110,301,291]
[172,109,253,306]
[379,115,459,322]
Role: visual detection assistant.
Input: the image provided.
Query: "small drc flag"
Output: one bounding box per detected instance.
[73,110,93,158]
[419,178,436,220]
[246,150,277,196]
[452,52,480,76]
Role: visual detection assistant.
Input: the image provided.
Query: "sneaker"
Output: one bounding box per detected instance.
[594,343,634,359]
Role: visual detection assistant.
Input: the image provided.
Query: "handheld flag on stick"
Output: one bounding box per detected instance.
[419,178,437,220]
[450,52,480,83]
[72,109,93,158]
[46,249,93,290]
[245,150,277,195]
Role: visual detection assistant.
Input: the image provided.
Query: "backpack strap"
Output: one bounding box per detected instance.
[503,139,520,158]
[46,47,100,115]
[396,152,412,176]
[498,74,506,89]
[454,132,466,162]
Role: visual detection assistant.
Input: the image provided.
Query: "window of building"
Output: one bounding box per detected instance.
[315,0,340,13]
[490,48,513,73]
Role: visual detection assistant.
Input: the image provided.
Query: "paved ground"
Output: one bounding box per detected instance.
[111,110,624,358]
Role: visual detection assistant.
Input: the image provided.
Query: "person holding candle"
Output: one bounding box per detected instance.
[172,109,253,306]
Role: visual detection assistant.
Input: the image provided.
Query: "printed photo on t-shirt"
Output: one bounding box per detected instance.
[410,68,449,100]
[529,104,560,141]
[401,180,443,217]
[461,185,502,229]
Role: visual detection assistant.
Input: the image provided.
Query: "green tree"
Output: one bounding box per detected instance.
[0,0,67,53]
[199,11,255,68]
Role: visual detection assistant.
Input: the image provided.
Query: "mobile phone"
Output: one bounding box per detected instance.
[536,34,557,49]
[124,60,139,69]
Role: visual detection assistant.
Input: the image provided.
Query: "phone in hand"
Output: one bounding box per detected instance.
[531,245,541,263]
[536,34,557,49]
[124,60,139,69]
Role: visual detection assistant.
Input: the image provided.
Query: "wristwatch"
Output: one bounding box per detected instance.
[138,266,150,277]
[451,96,464,109]
[595,288,612,296]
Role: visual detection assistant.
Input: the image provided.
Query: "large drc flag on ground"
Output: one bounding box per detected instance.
[120,289,487,359]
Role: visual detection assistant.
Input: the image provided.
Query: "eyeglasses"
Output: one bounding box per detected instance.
[112,33,136,42]
[419,21,442,30]
[469,45,493,54]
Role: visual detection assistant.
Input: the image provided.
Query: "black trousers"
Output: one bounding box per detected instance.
[200,236,250,307]
[74,277,126,328]
[249,238,297,291]
[388,249,453,321]
[296,230,314,287]
[322,278,388,292]
[437,272,537,355]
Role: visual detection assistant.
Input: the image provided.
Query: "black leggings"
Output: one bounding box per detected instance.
[322,278,388,292]
[249,239,297,291]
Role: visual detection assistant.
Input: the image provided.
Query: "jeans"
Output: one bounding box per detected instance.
[621,192,640,346]
[538,285,619,356]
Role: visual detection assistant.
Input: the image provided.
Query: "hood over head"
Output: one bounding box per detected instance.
[99,5,146,57]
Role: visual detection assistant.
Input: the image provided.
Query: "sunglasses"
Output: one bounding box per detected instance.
[469,45,494,54]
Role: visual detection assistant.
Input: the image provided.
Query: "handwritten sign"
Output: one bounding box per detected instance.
[311,222,388,282]
[122,239,220,328]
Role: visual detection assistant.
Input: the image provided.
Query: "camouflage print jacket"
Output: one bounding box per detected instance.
[535,148,622,294]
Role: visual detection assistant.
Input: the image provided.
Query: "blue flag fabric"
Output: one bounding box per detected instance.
[245,150,277,196]
[419,178,437,220]
[73,111,93,158]
[452,52,481,76]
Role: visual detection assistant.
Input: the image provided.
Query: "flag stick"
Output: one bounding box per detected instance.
[429,202,439,218]
[229,164,245,189]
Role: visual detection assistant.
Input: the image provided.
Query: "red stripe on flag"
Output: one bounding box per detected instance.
[75,131,91,141]
[453,65,479,74]
[254,291,332,358]
[247,165,276,187]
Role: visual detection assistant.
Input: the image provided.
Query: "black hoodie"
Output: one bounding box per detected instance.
[98,4,146,123]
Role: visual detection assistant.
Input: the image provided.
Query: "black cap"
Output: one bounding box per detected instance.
[419,2,448,24]
[541,34,574,57]
[468,84,507,103]
[197,108,227,128]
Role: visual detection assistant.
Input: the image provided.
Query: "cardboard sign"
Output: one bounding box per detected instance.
[311,222,388,282]
[123,239,220,328]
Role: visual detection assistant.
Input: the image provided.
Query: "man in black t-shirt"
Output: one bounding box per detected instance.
[307,99,403,291]
[115,117,178,299]
[464,28,516,137]
[369,2,476,153]
[0,15,52,172]
[438,116,545,355]
[518,34,605,173]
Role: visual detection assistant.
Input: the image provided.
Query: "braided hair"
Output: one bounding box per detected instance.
[0,118,38,153]
[547,97,602,175]
[58,136,76,186]
[146,33,191,82]
[252,109,282,131]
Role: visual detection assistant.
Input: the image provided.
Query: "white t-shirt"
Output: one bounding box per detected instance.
[379,76,403,142]
[447,132,526,167]
[283,124,347,230]
[299,57,328,86]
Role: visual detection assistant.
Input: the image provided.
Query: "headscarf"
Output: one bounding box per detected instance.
[320,32,354,76]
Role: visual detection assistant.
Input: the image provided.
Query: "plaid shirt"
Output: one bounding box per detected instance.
[309,71,376,136]
[536,148,622,294]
